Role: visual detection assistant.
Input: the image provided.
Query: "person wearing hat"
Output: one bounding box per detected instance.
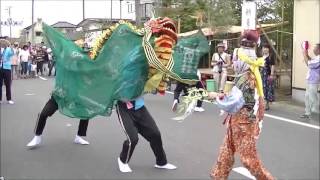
[211,43,231,92]
[209,30,274,180]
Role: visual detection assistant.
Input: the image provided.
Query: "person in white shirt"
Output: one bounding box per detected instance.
[11,42,20,79]
[211,43,231,92]
[19,45,30,78]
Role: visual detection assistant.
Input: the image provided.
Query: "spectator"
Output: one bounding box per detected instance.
[261,44,275,110]
[0,42,15,104]
[19,45,30,78]
[42,46,50,75]
[300,43,320,119]
[30,61,37,78]
[28,45,36,76]
[11,42,20,80]
[35,45,45,76]
[211,43,231,92]
[27,41,32,52]
[47,48,55,76]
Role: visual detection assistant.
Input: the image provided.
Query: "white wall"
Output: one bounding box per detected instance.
[292,0,320,90]
[292,0,320,106]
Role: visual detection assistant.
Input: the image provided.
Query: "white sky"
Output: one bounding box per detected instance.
[0,0,137,37]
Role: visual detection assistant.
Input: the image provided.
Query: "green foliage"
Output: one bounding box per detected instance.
[156,0,293,33]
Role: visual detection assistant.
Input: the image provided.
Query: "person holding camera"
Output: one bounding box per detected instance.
[211,43,231,92]
[300,43,320,119]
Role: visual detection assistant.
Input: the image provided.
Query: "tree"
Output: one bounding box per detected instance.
[155,0,293,33]
[156,0,238,33]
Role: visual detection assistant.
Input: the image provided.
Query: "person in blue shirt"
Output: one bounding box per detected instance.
[116,96,177,173]
[0,43,15,104]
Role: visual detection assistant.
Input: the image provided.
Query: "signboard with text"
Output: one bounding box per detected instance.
[241,0,257,30]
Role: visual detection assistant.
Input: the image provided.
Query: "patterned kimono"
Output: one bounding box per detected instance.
[210,72,274,180]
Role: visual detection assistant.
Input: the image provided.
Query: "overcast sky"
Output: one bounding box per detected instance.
[0,0,137,37]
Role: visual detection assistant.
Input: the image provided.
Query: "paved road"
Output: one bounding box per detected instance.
[1,78,319,180]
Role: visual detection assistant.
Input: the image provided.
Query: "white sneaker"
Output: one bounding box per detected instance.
[26,136,42,148]
[8,100,14,105]
[117,157,132,173]
[172,99,178,112]
[74,135,90,145]
[194,107,205,112]
[154,163,177,170]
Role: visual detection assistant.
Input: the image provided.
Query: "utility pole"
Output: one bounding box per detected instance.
[7,6,12,38]
[83,0,85,20]
[32,0,34,24]
[120,0,123,19]
[110,0,113,22]
[32,0,34,43]
[135,0,141,26]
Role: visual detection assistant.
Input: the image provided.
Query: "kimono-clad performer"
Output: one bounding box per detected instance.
[208,30,274,180]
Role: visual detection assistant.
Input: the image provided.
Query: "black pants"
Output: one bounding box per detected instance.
[0,69,12,101]
[116,102,167,165]
[174,81,203,107]
[48,61,55,76]
[34,96,89,136]
[36,61,43,75]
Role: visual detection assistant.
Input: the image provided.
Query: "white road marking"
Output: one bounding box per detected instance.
[264,114,319,130]
[66,123,72,127]
[233,167,256,180]
[38,76,47,81]
[25,93,35,96]
[165,90,320,130]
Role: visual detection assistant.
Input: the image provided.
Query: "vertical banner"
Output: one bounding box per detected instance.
[241,0,257,30]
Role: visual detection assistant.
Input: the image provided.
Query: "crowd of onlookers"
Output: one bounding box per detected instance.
[10,41,55,80]
[208,42,275,110]
[0,40,55,104]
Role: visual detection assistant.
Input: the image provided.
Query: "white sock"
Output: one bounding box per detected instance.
[117,157,132,173]
[155,163,177,170]
[26,135,42,148]
[74,135,89,145]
